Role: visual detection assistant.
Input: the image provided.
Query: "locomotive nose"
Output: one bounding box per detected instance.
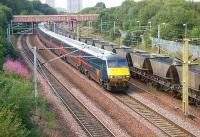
[108,67,130,82]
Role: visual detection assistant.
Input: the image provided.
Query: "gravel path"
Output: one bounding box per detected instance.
[29,34,162,137]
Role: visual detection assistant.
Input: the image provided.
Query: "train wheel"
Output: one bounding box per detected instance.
[99,79,103,86]
[80,67,83,74]
[195,100,200,107]
[86,71,91,80]
[103,82,108,90]
[78,66,83,73]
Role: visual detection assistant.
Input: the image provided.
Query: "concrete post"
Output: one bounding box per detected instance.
[53,22,56,33]
[114,21,116,36]
[7,27,9,40]
[157,25,161,54]
[8,24,11,41]
[33,47,38,110]
[182,38,189,115]
[77,22,80,40]
[11,20,13,35]
[101,18,103,33]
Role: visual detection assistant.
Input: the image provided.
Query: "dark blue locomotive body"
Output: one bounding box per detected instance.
[38,23,130,91]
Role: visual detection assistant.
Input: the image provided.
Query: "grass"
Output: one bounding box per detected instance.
[194,59,200,65]
[147,83,157,92]
[39,98,57,129]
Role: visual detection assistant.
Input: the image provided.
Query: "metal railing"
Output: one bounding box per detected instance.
[151,37,200,57]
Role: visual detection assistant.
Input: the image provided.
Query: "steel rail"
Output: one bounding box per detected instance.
[114,82,195,137]
[19,35,115,137]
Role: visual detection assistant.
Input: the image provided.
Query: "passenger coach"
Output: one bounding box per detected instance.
[38,23,130,91]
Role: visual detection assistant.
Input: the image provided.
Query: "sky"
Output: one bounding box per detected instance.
[41,0,200,9]
[40,0,126,9]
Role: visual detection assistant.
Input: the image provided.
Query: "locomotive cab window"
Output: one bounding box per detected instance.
[107,59,128,68]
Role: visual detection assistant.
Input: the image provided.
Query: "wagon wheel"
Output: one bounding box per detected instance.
[78,65,83,73]
[99,79,103,85]
[195,100,200,107]
[86,71,91,80]
[168,90,175,96]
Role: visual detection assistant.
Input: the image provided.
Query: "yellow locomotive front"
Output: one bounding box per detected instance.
[106,57,130,91]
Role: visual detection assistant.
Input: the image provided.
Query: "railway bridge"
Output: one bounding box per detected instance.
[10,14,98,34]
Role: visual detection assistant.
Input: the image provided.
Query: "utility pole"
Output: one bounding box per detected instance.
[148,21,151,32]
[48,21,50,30]
[137,20,140,29]
[114,21,116,36]
[141,35,144,45]
[88,21,91,29]
[7,27,9,40]
[183,24,187,38]
[77,22,80,40]
[157,24,161,54]
[11,21,13,35]
[88,21,90,37]
[182,38,189,115]
[33,47,38,111]
[101,18,103,33]
[53,22,56,33]
[8,24,11,41]
[91,21,93,30]
[32,22,34,34]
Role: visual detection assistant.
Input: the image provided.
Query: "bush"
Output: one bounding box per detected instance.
[0,72,35,130]
[0,107,29,137]
[4,59,29,76]
[0,47,5,70]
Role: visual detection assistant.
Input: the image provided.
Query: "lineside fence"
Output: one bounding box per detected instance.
[151,38,200,57]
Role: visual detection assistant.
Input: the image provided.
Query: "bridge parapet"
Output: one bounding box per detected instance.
[13,14,99,23]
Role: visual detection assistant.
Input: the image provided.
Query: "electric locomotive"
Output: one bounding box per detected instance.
[38,23,130,91]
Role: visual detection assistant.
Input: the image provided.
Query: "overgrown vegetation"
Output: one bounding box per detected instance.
[80,0,200,46]
[0,73,34,136]
[0,4,19,70]
[0,1,59,136]
[0,0,57,15]
[0,73,59,137]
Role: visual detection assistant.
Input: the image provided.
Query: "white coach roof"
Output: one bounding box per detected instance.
[38,23,115,59]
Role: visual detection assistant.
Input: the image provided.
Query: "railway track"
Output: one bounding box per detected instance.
[20,35,115,137]
[114,86,194,137]
[49,26,198,136]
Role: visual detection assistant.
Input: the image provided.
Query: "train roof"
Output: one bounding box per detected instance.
[151,56,182,65]
[114,47,134,53]
[39,23,117,60]
[189,65,200,73]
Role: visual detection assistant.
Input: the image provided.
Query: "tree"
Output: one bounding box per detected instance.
[0,4,13,30]
[85,0,200,44]
[1,0,57,15]
[95,2,106,9]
